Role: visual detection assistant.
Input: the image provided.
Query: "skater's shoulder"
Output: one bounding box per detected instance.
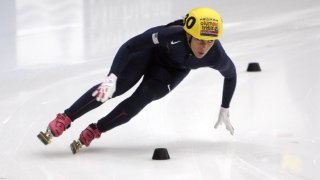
[145,19,184,34]
[143,25,184,42]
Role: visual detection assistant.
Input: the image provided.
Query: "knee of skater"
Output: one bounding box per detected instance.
[138,83,168,102]
[136,85,155,102]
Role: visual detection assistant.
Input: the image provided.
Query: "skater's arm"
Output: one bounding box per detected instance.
[220,65,237,108]
[212,41,236,135]
[214,62,236,135]
[213,41,237,108]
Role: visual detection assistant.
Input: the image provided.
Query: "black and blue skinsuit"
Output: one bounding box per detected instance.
[64,20,237,133]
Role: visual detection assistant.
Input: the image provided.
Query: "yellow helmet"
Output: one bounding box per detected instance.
[183,7,223,40]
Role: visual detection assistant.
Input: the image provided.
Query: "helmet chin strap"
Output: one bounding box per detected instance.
[186,33,193,49]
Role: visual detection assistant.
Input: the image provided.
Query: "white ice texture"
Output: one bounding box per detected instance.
[0,0,320,179]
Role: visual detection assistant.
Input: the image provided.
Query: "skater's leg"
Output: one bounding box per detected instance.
[96,66,191,132]
[70,65,190,153]
[37,84,101,144]
[71,78,169,152]
[64,84,102,120]
[70,78,168,151]
[39,51,152,145]
[65,50,152,121]
[97,78,170,132]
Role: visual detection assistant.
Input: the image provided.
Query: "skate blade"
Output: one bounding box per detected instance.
[70,140,82,154]
[37,131,52,145]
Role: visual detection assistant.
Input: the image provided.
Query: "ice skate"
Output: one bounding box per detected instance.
[37,129,54,145]
[70,140,83,154]
[70,123,101,154]
[37,113,72,145]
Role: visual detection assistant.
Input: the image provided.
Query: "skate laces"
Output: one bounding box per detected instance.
[49,113,72,137]
[56,113,72,129]
[89,123,101,138]
[80,124,101,146]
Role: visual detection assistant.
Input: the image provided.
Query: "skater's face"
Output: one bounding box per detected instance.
[188,36,214,59]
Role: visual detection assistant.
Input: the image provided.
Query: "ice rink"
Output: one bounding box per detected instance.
[1,0,320,179]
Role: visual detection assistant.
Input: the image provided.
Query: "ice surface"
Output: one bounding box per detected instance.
[1,0,320,179]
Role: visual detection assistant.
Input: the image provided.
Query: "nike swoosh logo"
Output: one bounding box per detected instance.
[171,40,181,45]
[167,84,171,91]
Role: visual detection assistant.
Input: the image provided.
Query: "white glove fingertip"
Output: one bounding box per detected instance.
[230,129,234,136]
[107,92,112,99]
[214,121,221,129]
[214,124,218,129]
[96,92,102,101]
[101,94,107,103]
[101,92,106,101]
[227,126,234,135]
[92,90,98,97]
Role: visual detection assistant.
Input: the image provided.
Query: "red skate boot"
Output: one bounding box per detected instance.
[37,113,72,145]
[70,123,101,154]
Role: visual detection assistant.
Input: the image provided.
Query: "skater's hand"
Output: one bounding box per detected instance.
[214,107,234,135]
[92,73,117,102]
